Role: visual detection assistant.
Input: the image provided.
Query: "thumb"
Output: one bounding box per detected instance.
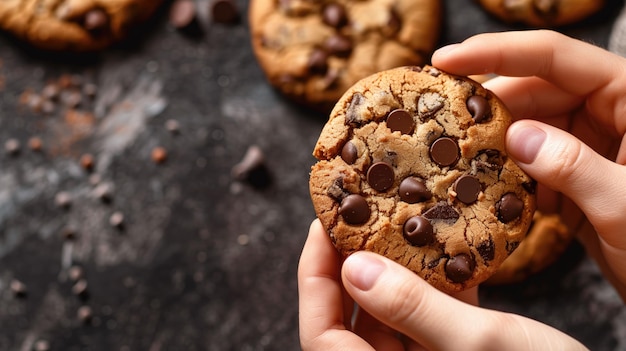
[341,252,587,351]
[506,120,626,248]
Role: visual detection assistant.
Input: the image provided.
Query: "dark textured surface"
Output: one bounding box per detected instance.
[0,1,625,350]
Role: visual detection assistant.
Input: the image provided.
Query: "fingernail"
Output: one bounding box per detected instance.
[507,123,547,164]
[344,253,386,291]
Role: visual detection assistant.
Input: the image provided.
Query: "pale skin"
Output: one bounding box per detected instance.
[298,30,626,350]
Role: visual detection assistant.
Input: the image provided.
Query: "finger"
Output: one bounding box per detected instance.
[432,30,621,97]
[298,219,373,350]
[506,120,626,249]
[353,307,404,351]
[341,251,588,351]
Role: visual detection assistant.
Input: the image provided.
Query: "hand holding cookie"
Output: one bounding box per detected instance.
[433,29,626,299]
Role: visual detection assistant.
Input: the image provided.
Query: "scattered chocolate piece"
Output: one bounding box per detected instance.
[231,145,272,188]
[60,226,77,241]
[307,48,328,75]
[4,138,20,156]
[366,162,395,192]
[339,194,370,225]
[418,92,444,118]
[386,109,415,135]
[170,0,197,29]
[165,119,181,134]
[93,183,113,203]
[27,137,43,151]
[80,153,95,172]
[109,211,125,229]
[211,0,239,24]
[445,253,475,283]
[453,175,482,205]
[341,141,358,164]
[323,35,352,57]
[54,191,72,209]
[466,95,490,123]
[497,193,524,223]
[151,147,168,164]
[68,266,84,282]
[399,177,431,203]
[477,238,495,262]
[77,306,93,325]
[72,279,89,300]
[403,216,434,246]
[10,279,27,298]
[429,137,459,167]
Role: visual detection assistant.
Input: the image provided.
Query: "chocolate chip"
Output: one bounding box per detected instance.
[339,194,370,225]
[61,226,77,241]
[466,95,490,123]
[471,150,503,173]
[77,306,93,325]
[10,279,27,298]
[327,177,347,201]
[28,137,43,152]
[522,180,537,194]
[211,0,239,23]
[109,211,125,229]
[429,137,459,167]
[322,3,348,28]
[55,191,72,209]
[477,238,495,262]
[399,177,431,203]
[497,193,524,223]
[346,93,366,126]
[418,92,444,118]
[403,216,434,246]
[169,0,198,30]
[445,253,475,283]
[453,175,482,204]
[324,35,352,57]
[307,49,328,75]
[93,183,113,203]
[72,279,89,300]
[423,202,459,222]
[367,162,394,192]
[386,109,415,135]
[341,141,358,164]
[4,138,20,156]
[80,153,95,172]
[83,8,109,32]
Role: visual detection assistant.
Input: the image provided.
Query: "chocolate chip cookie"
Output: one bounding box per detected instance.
[0,0,164,51]
[309,66,536,293]
[249,0,442,112]
[486,211,572,285]
[477,0,604,27]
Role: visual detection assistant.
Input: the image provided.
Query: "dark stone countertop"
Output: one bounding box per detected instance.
[1,1,625,350]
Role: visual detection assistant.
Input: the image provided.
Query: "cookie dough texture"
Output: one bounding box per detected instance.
[486,211,572,285]
[309,66,536,293]
[249,0,442,112]
[0,0,164,51]
[477,0,605,27]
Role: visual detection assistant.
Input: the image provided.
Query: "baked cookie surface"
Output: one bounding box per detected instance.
[309,66,536,293]
[0,0,164,51]
[477,0,605,27]
[249,0,442,112]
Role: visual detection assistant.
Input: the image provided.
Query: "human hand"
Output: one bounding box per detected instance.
[432,30,626,299]
[298,219,588,350]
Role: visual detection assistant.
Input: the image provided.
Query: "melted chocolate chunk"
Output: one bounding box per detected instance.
[466,95,490,123]
[399,177,431,203]
[386,109,415,135]
[497,193,524,223]
[339,194,370,225]
[341,141,358,164]
[429,137,459,167]
[324,35,352,57]
[522,180,537,194]
[327,177,347,201]
[423,202,459,222]
[322,3,348,28]
[346,93,366,126]
[445,254,475,283]
[367,162,394,192]
[453,175,482,205]
[477,238,495,262]
[404,216,434,246]
[472,150,503,173]
[418,92,444,118]
[308,48,328,74]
